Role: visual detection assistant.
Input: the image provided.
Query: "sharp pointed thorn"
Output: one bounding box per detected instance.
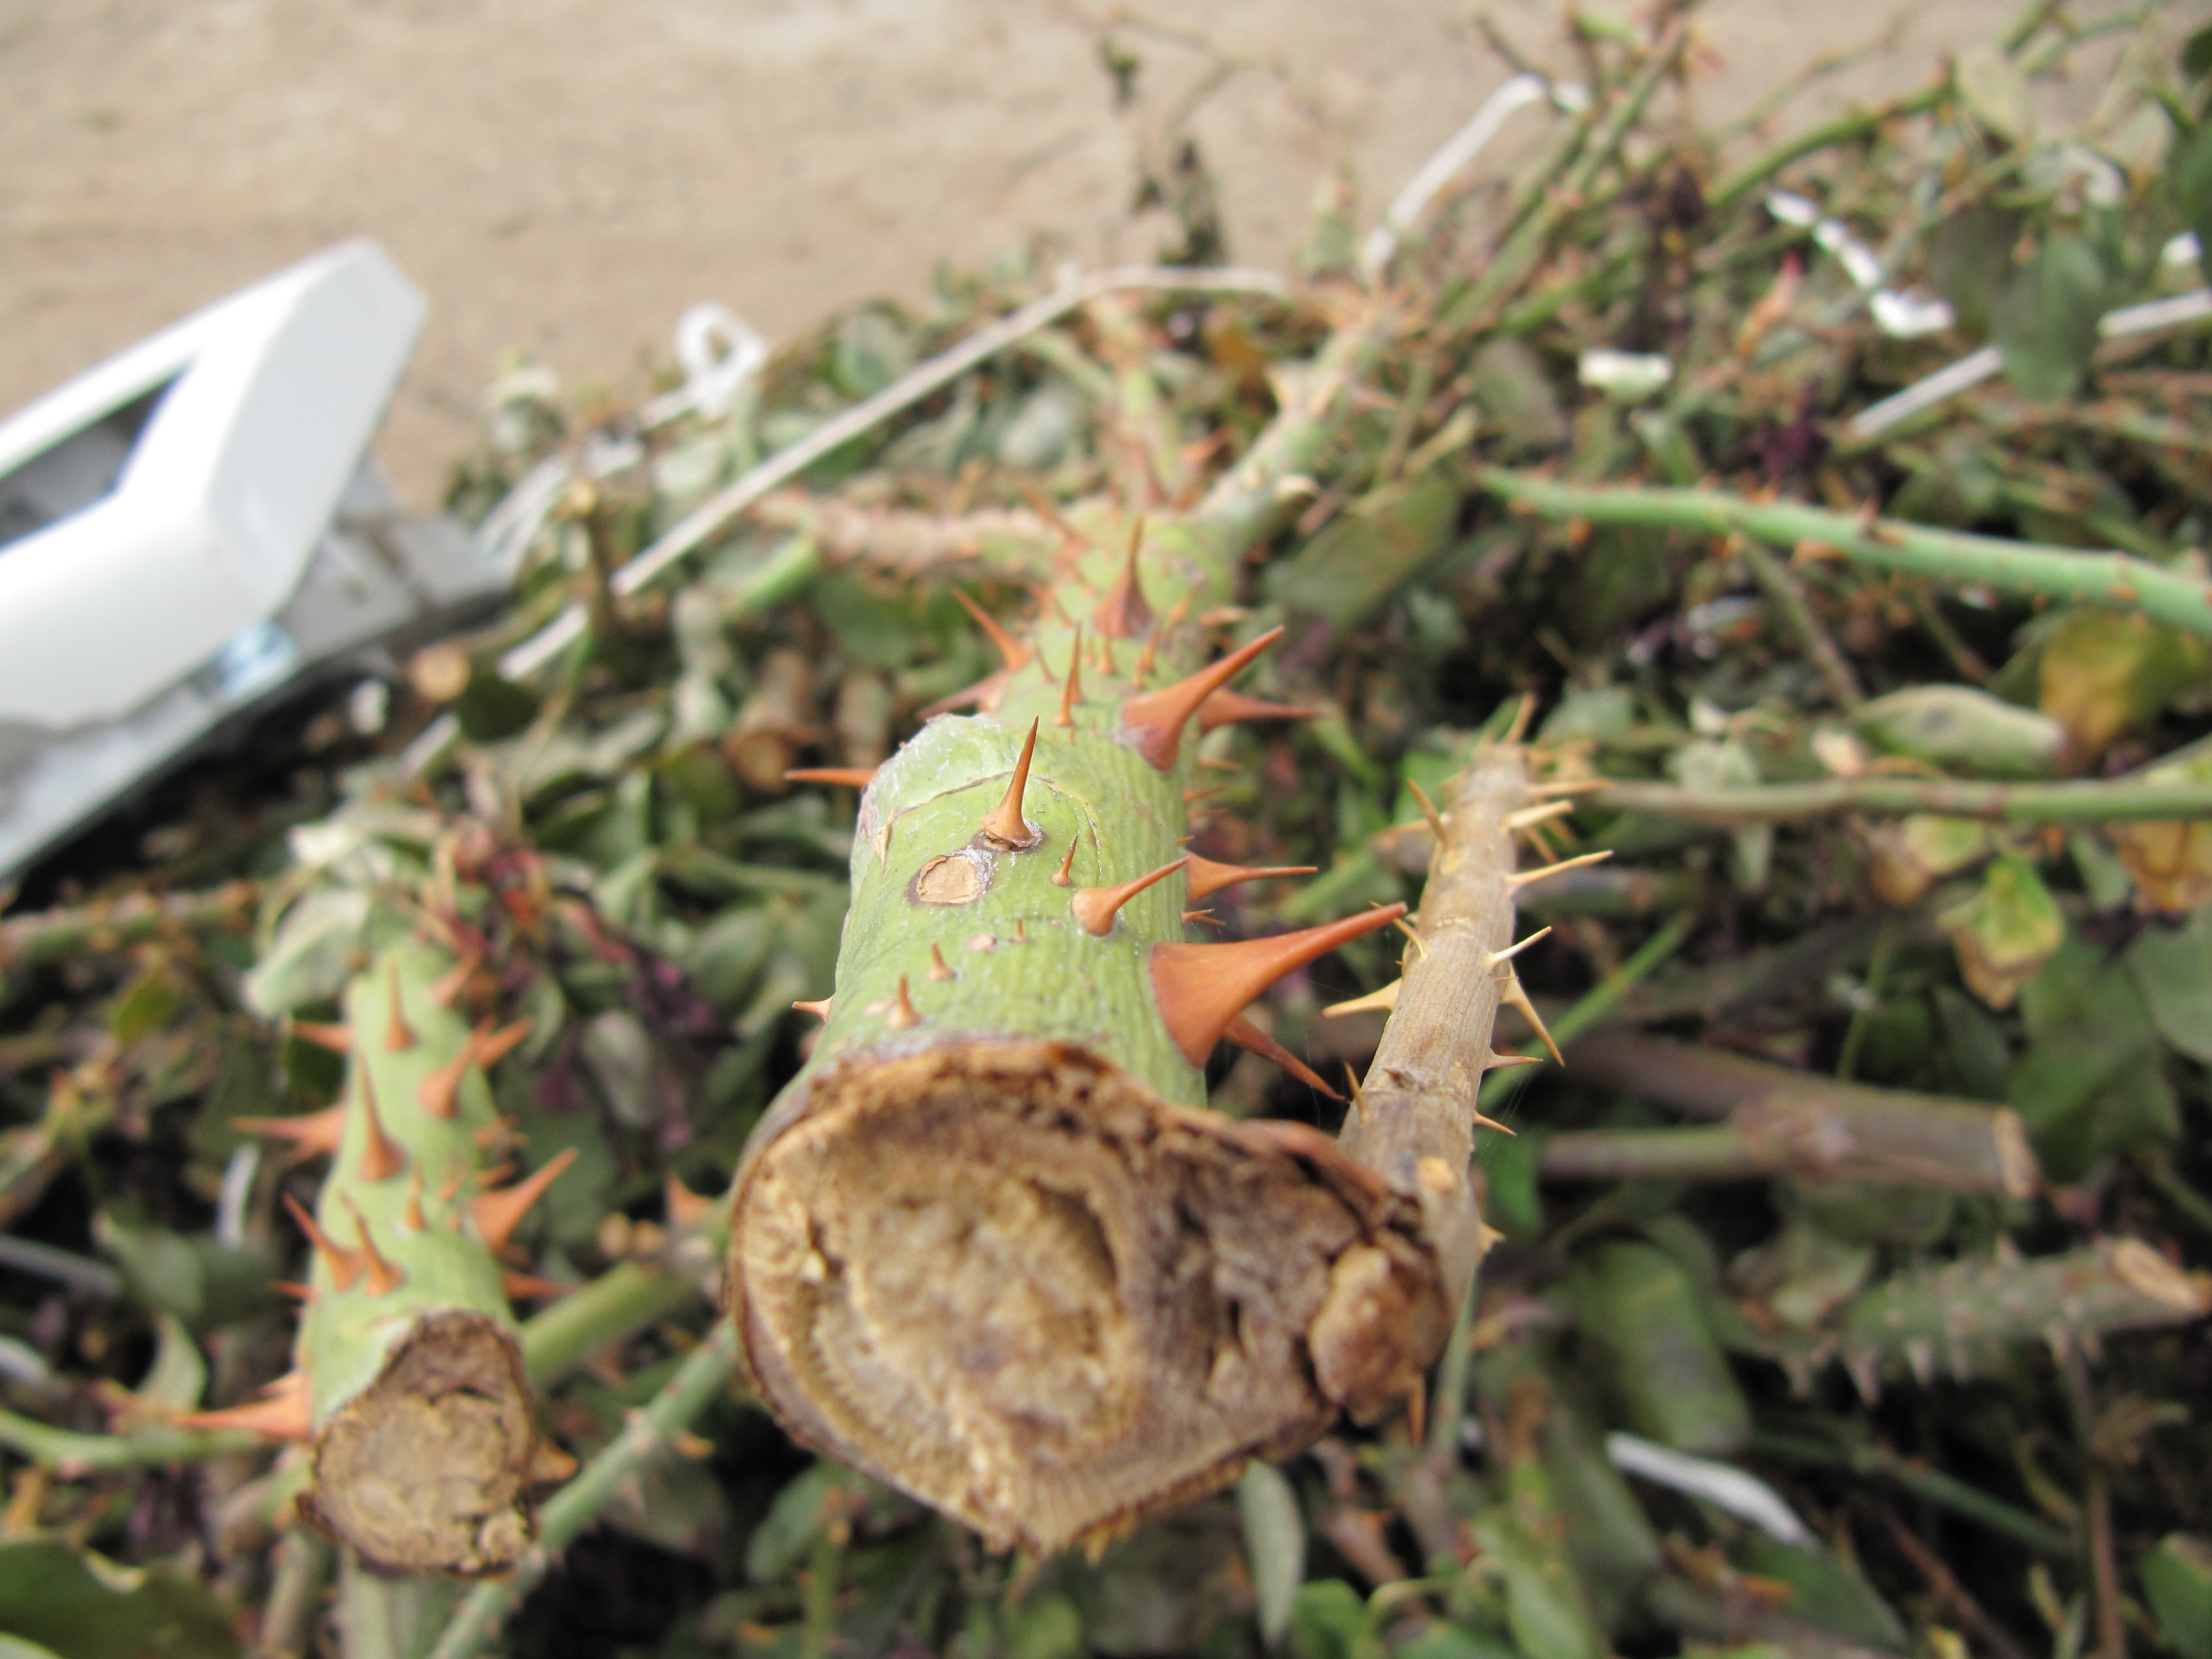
[502,1269,572,1302]
[1502,695,1538,746]
[1196,686,1321,734]
[1506,849,1614,890]
[1320,978,1402,1019]
[1183,854,1319,902]
[1499,973,1563,1064]
[1120,627,1285,771]
[953,589,1034,669]
[283,1193,362,1293]
[927,942,956,982]
[429,951,482,1009]
[1472,1109,1519,1134]
[1150,902,1406,1066]
[1131,622,1160,688]
[473,1017,533,1069]
[1051,838,1079,886]
[286,1019,351,1054]
[341,1198,405,1296]
[1485,1055,1542,1072]
[176,1371,312,1441]
[1092,518,1154,639]
[270,1280,315,1303]
[419,1047,469,1121]
[665,1172,717,1229]
[1488,927,1552,969]
[234,1105,346,1160]
[1055,627,1084,727]
[917,669,1010,719]
[471,1147,579,1253]
[384,959,416,1052]
[1072,856,1189,937]
[352,1070,408,1182]
[792,997,833,1019]
[402,1171,427,1233]
[1181,909,1218,924]
[1224,1013,1342,1099]
[1406,780,1449,842]
[1504,800,1575,832]
[784,767,879,787]
[886,975,922,1030]
[529,1441,580,1484]
[978,720,1044,849]
[1342,1062,1368,1121]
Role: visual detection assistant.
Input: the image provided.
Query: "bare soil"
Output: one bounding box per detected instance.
[1,1,2040,504]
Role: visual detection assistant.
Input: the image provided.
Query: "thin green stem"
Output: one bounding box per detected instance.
[1750,1428,2073,1556]
[1833,921,1897,1082]
[1593,772,2212,825]
[1478,469,2212,636]
[0,1408,261,1473]
[425,1323,740,1659]
[1741,541,1864,709]
[1447,18,1690,329]
[519,1255,712,1387]
[1708,83,1948,212]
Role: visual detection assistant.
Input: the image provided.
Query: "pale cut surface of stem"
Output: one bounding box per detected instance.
[1339,743,1530,1305]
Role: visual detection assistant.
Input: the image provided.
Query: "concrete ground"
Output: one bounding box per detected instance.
[0,1,2078,503]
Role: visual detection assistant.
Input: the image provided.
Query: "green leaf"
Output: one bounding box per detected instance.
[1993,236,2110,401]
[0,1539,241,1659]
[1568,1239,1750,1455]
[2177,121,2212,294]
[1290,1580,1380,1659]
[1267,469,1461,628]
[2128,909,2212,1063]
[1735,1536,1906,1651]
[1238,1461,1306,1650]
[2143,1535,2212,1659]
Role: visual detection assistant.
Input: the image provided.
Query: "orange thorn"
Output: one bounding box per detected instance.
[1150,902,1407,1067]
[977,719,1042,849]
[927,942,957,982]
[1072,856,1189,937]
[665,1172,717,1229]
[429,951,481,1009]
[1098,635,1117,677]
[1132,623,1160,688]
[1014,919,1029,943]
[418,1048,469,1121]
[1093,519,1154,639]
[473,1017,533,1069]
[1473,1104,1519,1135]
[1343,1062,1369,1123]
[402,1170,427,1233]
[1185,854,1317,902]
[270,1280,315,1303]
[234,1105,346,1161]
[342,1199,405,1296]
[471,1147,579,1253]
[1197,755,1240,773]
[1196,686,1320,735]
[1182,785,1228,808]
[886,976,922,1030]
[953,589,1035,670]
[785,767,879,787]
[1321,978,1401,1019]
[283,1193,362,1293]
[502,1269,572,1302]
[437,1164,467,1204]
[1055,628,1084,727]
[1182,909,1218,924]
[917,670,1010,719]
[288,1019,351,1053]
[352,1071,407,1183]
[1051,838,1080,887]
[384,960,415,1052]
[1120,626,1285,771]
[1224,1013,1342,1099]
[176,1370,312,1441]
[792,997,833,1020]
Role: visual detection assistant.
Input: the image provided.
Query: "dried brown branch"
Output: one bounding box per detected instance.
[1555,1030,2038,1196]
[1339,741,1535,1305]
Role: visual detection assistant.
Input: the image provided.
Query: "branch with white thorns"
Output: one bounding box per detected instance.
[1335,738,1559,1310]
